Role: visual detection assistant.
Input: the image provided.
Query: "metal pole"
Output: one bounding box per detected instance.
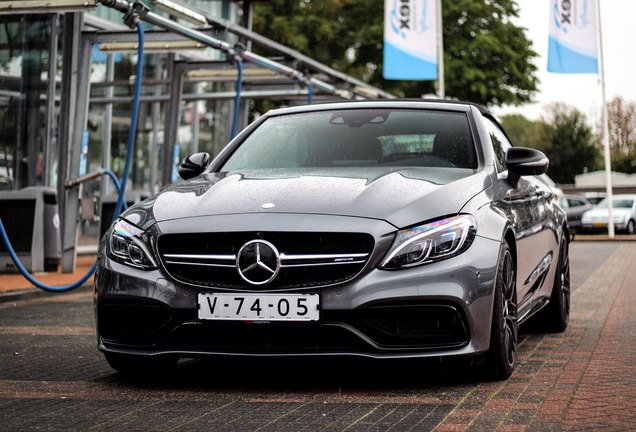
[44,14,59,187]
[98,0,353,99]
[101,53,114,197]
[436,0,445,99]
[140,9,235,54]
[88,88,323,105]
[162,58,184,186]
[139,1,351,98]
[149,56,161,194]
[192,82,201,154]
[57,12,83,273]
[597,0,614,238]
[202,11,393,99]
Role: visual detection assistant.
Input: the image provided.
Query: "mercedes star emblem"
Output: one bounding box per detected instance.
[236,239,281,285]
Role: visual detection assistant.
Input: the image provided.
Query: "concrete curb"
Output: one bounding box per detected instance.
[0,284,92,303]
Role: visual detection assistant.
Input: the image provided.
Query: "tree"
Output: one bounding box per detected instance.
[537,103,601,184]
[252,0,539,107]
[599,96,636,173]
[500,114,541,148]
[440,1,538,106]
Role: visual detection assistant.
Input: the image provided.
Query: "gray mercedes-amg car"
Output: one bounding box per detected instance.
[94,100,570,379]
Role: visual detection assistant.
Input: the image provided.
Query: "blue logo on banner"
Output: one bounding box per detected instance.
[554,0,591,33]
[553,1,566,32]
[579,0,590,28]
[390,0,429,38]
[418,0,428,34]
[390,0,407,38]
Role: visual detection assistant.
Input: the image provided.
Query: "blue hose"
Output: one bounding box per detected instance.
[104,168,125,205]
[0,217,97,292]
[0,169,124,292]
[0,22,143,292]
[230,59,243,139]
[114,22,144,219]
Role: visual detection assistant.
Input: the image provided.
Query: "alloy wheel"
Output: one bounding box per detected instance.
[501,251,518,367]
[558,238,571,324]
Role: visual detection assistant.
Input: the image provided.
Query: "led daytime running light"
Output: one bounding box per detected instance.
[381,215,476,269]
[109,219,158,269]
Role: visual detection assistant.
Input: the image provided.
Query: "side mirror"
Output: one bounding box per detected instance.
[505,147,549,187]
[178,152,210,180]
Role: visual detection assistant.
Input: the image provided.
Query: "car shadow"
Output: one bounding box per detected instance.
[99,350,507,391]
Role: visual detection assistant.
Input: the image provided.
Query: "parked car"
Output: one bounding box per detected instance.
[583,192,606,205]
[562,194,594,231]
[580,194,636,234]
[95,100,570,380]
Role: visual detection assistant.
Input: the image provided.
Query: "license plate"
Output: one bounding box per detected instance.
[593,222,607,227]
[198,293,320,321]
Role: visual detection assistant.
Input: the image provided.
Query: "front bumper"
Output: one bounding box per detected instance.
[580,220,628,232]
[95,215,501,359]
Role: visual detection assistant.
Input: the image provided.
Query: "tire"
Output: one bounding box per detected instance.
[104,352,177,376]
[544,235,570,332]
[486,243,518,380]
[626,219,635,235]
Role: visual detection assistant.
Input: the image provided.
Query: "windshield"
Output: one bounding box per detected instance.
[597,198,635,209]
[220,109,477,171]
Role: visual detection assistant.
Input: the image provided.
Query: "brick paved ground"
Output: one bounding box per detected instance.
[0,255,96,294]
[0,242,634,431]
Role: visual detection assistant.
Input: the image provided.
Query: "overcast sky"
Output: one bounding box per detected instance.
[493,0,636,126]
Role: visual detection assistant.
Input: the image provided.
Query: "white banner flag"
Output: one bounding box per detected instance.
[548,0,598,73]
[383,0,438,80]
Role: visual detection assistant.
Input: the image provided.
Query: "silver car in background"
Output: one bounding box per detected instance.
[580,194,636,234]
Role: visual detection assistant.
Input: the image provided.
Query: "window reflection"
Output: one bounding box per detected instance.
[0,14,57,190]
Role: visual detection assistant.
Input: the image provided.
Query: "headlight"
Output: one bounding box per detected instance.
[380,215,476,270]
[108,219,158,269]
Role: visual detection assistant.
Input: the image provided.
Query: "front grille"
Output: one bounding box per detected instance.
[99,302,469,352]
[157,231,375,290]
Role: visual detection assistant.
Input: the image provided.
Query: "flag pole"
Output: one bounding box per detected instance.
[436,0,445,98]
[597,0,614,238]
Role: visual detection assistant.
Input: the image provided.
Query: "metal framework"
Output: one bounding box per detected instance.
[58,13,91,272]
[97,0,391,100]
[10,0,393,272]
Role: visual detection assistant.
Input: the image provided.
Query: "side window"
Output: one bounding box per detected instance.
[484,118,512,172]
[568,198,585,208]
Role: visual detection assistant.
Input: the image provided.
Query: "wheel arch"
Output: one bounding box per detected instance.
[503,228,517,270]
[563,222,571,244]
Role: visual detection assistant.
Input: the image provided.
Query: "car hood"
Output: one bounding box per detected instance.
[123,167,491,230]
